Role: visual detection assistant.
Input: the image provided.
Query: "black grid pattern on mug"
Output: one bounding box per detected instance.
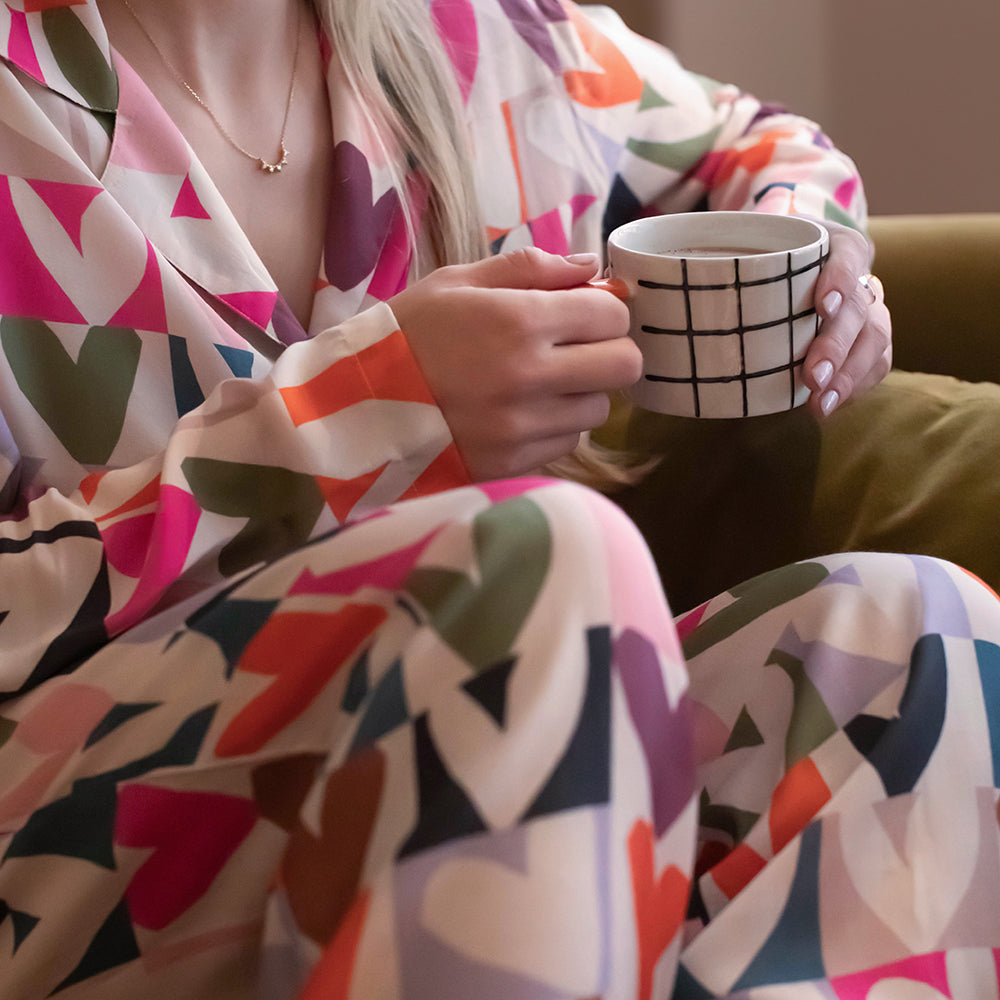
[639,247,829,417]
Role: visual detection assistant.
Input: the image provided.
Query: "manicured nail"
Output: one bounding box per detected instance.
[588,277,631,301]
[820,389,840,416]
[822,290,843,317]
[565,252,600,266]
[813,360,834,390]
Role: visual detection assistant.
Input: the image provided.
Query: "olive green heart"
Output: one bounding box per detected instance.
[42,7,119,113]
[404,496,552,672]
[181,457,327,577]
[2,317,141,466]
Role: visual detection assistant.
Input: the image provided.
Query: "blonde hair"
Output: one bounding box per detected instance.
[312,0,488,270]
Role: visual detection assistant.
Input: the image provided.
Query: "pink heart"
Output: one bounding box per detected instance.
[115,784,257,930]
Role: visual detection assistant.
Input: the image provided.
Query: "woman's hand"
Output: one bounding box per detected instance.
[390,248,640,482]
[801,217,892,418]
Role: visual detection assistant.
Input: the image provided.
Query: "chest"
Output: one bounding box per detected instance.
[191,92,334,331]
[96,0,334,330]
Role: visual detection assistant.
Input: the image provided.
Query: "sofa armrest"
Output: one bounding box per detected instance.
[868,213,1000,383]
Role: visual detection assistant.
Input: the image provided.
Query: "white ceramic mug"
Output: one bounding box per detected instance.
[607,212,830,418]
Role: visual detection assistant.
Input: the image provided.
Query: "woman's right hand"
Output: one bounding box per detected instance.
[389,248,640,482]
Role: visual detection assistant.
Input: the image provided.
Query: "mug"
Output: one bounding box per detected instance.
[607,211,830,418]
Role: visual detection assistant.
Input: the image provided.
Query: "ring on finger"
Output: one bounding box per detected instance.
[858,272,882,305]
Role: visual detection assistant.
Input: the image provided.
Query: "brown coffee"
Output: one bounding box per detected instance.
[660,245,771,257]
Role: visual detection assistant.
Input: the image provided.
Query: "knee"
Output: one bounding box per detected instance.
[401,478,671,662]
[503,478,659,580]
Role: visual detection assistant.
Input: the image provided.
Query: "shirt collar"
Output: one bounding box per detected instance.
[0,0,117,113]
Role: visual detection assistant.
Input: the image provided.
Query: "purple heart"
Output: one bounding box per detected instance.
[325,142,404,292]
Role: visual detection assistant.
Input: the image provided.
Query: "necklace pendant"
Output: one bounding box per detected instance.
[259,141,289,174]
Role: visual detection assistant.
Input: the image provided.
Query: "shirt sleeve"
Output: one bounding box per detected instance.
[0,301,469,699]
[569,3,867,232]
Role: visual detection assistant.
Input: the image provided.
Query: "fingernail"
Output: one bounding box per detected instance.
[588,277,631,301]
[566,252,600,266]
[822,290,843,317]
[813,360,834,390]
[820,389,840,416]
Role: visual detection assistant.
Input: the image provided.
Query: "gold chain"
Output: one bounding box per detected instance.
[117,0,302,173]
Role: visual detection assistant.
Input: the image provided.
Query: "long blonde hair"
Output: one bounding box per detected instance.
[312,0,488,270]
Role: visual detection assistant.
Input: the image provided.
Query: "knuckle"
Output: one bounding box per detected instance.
[605,301,632,340]
[498,295,544,343]
[498,346,547,393]
[608,348,642,389]
[834,367,858,399]
[835,224,874,260]
[815,331,850,368]
[432,261,469,290]
[591,335,642,388]
[489,406,529,447]
[507,245,548,273]
[849,297,871,323]
[872,308,893,344]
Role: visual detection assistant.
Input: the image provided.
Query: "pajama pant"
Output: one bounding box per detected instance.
[0,478,998,999]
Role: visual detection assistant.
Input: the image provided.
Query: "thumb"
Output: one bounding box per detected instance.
[462,247,602,291]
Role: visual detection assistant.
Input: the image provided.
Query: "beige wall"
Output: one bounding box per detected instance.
[602,0,1000,216]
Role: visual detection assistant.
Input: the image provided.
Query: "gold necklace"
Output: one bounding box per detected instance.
[117,0,302,173]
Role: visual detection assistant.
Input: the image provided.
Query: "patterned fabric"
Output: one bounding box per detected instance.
[0,0,865,704]
[677,555,1000,998]
[3,2,995,999]
[0,478,693,999]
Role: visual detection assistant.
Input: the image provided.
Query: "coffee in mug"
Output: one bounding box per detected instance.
[660,246,771,257]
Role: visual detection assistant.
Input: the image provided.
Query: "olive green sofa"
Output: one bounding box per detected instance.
[600,213,1000,613]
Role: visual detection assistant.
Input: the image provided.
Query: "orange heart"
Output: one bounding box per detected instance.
[216,603,387,757]
[628,818,690,1000]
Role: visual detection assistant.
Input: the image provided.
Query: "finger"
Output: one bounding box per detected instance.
[526,391,614,438]
[805,282,872,382]
[812,222,874,322]
[457,247,603,292]
[807,300,891,417]
[488,283,631,351]
[548,285,632,345]
[804,260,888,395]
[483,382,638,477]
[831,301,892,397]
[461,388,615,473]
[543,336,643,394]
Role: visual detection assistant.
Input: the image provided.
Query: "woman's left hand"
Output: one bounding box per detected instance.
[801,217,892,418]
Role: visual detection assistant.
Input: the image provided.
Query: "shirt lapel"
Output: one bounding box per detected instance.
[3,0,423,348]
[0,0,117,112]
[100,50,294,345]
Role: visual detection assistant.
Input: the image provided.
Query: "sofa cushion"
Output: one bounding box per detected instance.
[605,369,1000,613]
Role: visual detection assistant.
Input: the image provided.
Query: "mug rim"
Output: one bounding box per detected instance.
[607,211,828,261]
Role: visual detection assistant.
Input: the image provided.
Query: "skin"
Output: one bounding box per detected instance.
[96,0,892,481]
[391,250,641,482]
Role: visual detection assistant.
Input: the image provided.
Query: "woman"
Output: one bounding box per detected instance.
[0,0,996,998]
